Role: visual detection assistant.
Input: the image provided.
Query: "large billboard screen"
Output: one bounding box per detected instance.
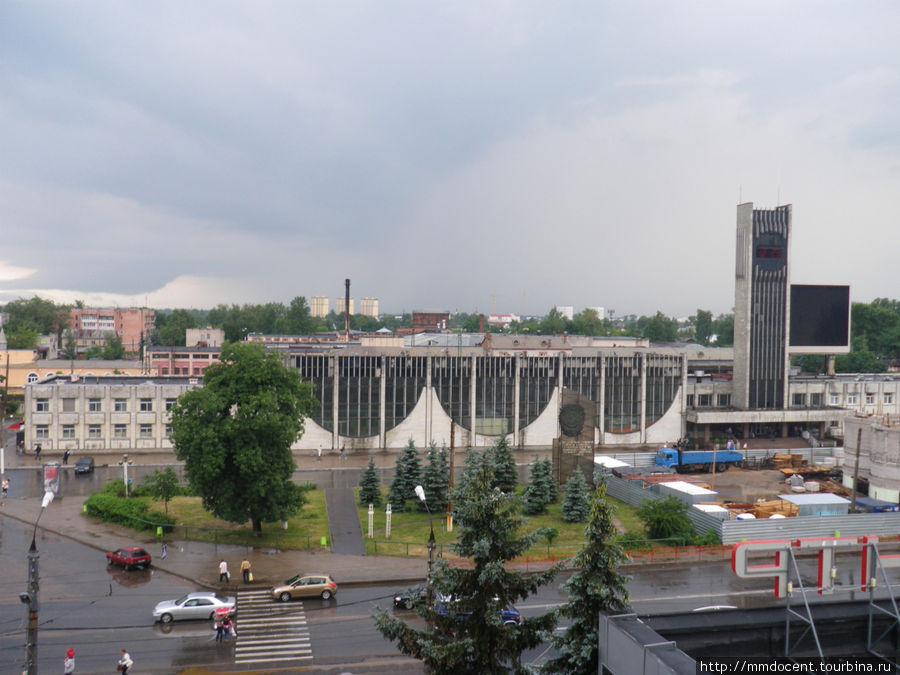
[789,285,850,352]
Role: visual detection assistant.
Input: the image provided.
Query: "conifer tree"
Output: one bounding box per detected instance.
[420,443,450,512]
[542,458,559,504]
[374,449,560,673]
[358,455,382,507]
[545,476,631,674]
[387,439,421,512]
[561,468,590,523]
[522,457,550,515]
[490,437,519,493]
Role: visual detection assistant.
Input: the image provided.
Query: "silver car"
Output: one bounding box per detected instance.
[153,591,236,623]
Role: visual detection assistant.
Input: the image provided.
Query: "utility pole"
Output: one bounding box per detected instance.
[24,539,39,674]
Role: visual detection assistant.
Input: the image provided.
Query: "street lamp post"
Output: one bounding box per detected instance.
[414,485,437,609]
[119,454,133,497]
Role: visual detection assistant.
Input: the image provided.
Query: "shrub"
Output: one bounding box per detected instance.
[84,492,175,532]
[617,530,649,549]
[695,529,722,546]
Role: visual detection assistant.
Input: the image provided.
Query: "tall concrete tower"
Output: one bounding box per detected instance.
[733,203,791,410]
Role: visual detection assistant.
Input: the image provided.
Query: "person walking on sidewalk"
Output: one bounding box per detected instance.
[117,649,133,674]
[62,448,70,465]
[34,444,41,462]
[1,477,9,501]
[241,557,252,584]
[317,445,322,460]
[218,559,229,583]
[63,647,75,674]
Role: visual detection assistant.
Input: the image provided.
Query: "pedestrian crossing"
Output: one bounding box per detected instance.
[234,590,313,666]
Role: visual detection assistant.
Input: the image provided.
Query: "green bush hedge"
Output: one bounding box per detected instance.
[84,492,175,533]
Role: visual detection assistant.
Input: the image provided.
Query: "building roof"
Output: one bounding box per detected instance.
[778,494,850,505]
[31,373,195,386]
[594,456,630,469]
[657,481,718,496]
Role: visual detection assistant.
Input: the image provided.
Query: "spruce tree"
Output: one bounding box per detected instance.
[561,468,590,523]
[387,439,421,512]
[545,476,631,674]
[420,443,450,512]
[522,457,551,515]
[490,437,519,493]
[358,455,382,507]
[541,458,559,504]
[374,449,560,673]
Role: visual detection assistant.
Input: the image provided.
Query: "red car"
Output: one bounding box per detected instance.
[106,546,152,570]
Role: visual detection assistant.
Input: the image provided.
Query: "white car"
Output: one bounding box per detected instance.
[153,592,236,623]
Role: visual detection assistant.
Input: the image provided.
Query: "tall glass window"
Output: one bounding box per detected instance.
[295,355,334,431]
[475,356,515,436]
[433,356,472,430]
[520,357,557,427]
[605,355,642,434]
[645,355,681,425]
[336,356,379,438]
[385,356,426,431]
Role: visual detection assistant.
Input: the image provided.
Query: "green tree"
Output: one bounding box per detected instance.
[359,456,382,507]
[571,308,603,336]
[545,476,631,673]
[691,309,714,345]
[420,443,449,512]
[523,457,554,515]
[539,307,568,335]
[490,437,518,493]
[61,329,77,360]
[144,467,181,514]
[561,469,590,523]
[4,296,70,339]
[154,309,198,346]
[101,334,125,360]
[387,439,422,512]
[373,449,559,673]
[168,342,317,535]
[7,323,39,349]
[636,496,695,545]
[712,313,734,346]
[639,311,678,342]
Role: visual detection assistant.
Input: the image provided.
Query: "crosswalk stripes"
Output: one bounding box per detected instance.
[234,590,313,666]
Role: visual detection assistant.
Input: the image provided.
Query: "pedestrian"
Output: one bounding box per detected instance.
[62,448,70,465]
[317,445,322,461]
[35,444,42,462]
[340,445,346,460]
[63,647,75,674]
[17,440,23,456]
[161,542,168,560]
[223,615,234,640]
[117,648,133,674]
[218,559,229,583]
[215,615,225,642]
[1,477,8,500]
[240,557,252,584]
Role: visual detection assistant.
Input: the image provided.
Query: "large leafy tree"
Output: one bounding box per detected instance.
[637,495,695,545]
[545,476,631,673]
[3,296,70,339]
[153,309,199,346]
[101,334,125,359]
[168,342,316,535]
[374,449,559,673]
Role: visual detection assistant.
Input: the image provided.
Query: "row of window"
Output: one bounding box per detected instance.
[34,423,171,439]
[686,392,896,408]
[35,398,177,413]
[158,367,203,375]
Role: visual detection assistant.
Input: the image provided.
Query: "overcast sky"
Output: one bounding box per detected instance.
[1,2,898,318]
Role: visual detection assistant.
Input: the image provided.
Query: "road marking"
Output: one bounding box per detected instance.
[235,591,315,667]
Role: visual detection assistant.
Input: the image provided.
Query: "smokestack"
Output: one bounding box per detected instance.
[344,278,351,340]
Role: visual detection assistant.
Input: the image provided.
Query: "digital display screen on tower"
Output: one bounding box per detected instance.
[789,285,850,351]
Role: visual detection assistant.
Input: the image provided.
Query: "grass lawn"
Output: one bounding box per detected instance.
[147,489,331,550]
[355,488,645,559]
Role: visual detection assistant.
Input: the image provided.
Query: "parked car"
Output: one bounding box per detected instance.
[106,546,152,570]
[393,583,428,609]
[271,574,337,602]
[73,457,95,474]
[435,594,522,630]
[153,592,236,623]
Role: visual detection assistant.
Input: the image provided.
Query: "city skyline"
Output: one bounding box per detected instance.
[2,2,898,316]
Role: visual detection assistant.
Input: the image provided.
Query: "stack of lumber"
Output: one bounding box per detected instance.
[772,454,805,470]
[752,499,798,518]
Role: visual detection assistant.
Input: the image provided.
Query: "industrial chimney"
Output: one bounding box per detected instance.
[344,278,351,341]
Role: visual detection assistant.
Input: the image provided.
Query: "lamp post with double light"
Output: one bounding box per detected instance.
[119,453,133,497]
[22,489,55,674]
[414,484,437,610]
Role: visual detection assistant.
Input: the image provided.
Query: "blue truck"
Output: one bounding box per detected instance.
[654,446,743,473]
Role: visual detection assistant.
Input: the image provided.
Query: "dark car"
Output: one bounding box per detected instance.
[73,457,95,474]
[393,583,428,609]
[435,594,522,629]
[106,546,152,570]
